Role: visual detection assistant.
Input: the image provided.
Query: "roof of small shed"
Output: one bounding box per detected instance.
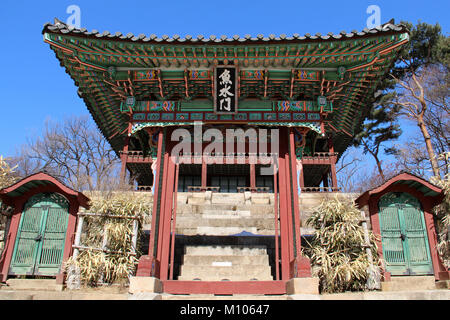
[0,172,90,208]
[355,172,444,208]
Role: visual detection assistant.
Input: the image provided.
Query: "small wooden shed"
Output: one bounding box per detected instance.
[355,172,449,281]
[0,172,89,283]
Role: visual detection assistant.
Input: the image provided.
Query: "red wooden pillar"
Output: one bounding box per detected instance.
[56,202,79,284]
[289,128,311,277]
[158,150,176,280]
[119,142,129,184]
[368,198,389,280]
[250,164,256,190]
[169,161,180,280]
[137,129,164,277]
[277,128,294,280]
[155,138,171,279]
[0,201,24,282]
[328,137,338,189]
[422,201,450,280]
[277,151,290,280]
[201,159,207,190]
[273,164,280,281]
[120,122,132,184]
[298,161,304,189]
[144,127,178,281]
[284,146,295,274]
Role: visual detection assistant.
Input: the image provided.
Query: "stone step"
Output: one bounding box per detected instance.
[178,203,274,213]
[178,266,273,281]
[177,275,273,281]
[177,210,275,218]
[194,226,259,236]
[200,213,247,219]
[186,197,271,205]
[176,217,275,229]
[182,255,269,266]
[202,209,251,216]
[180,264,271,276]
[4,279,63,291]
[250,198,270,204]
[0,290,128,300]
[184,245,268,256]
[176,227,275,236]
[162,294,290,300]
[381,276,436,292]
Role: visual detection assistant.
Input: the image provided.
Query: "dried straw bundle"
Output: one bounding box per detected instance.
[431,152,450,268]
[304,195,380,293]
[65,192,152,286]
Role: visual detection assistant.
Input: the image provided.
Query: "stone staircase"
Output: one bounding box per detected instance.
[138,191,361,283]
[178,245,273,281]
[171,192,276,282]
[175,192,276,236]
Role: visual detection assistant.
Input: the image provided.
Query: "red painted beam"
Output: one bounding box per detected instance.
[162,280,287,295]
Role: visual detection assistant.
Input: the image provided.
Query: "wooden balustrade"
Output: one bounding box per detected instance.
[237,186,271,193]
[301,187,341,193]
[187,186,220,192]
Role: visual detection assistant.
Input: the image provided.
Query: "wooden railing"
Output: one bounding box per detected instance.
[301,187,341,193]
[187,186,220,192]
[237,187,271,193]
[119,151,153,163]
[137,185,339,193]
[175,152,278,164]
[136,186,153,192]
[301,152,339,165]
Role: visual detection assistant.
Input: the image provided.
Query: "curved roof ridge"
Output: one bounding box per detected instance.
[42,18,409,44]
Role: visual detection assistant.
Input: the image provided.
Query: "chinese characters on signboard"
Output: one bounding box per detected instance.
[214,66,238,114]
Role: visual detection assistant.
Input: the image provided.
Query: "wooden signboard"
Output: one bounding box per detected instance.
[214,65,238,114]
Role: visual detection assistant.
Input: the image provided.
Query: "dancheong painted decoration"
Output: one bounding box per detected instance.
[42,18,410,191]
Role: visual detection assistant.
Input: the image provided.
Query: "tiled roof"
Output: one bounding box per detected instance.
[43,18,408,45]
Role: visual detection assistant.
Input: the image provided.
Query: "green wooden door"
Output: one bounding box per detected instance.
[9,193,69,276]
[378,192,433,276]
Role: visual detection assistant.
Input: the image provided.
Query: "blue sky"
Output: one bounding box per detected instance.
[0,0,448,166]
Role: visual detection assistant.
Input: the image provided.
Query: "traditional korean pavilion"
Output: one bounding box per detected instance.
[43,19,410,294]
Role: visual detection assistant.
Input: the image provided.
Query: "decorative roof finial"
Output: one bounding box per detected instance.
[53,18,67,27]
